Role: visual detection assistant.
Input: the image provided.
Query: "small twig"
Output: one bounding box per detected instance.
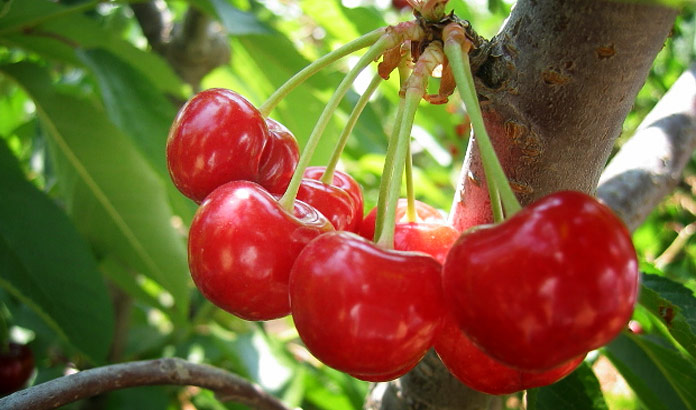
[597,63,696,231]
[0,358,290,410]
[654,221,696,269]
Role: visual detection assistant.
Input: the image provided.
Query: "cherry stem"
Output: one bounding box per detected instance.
[375,88,421,248]
[258,28,385,117]
[375,42,443,248]
[443,25,521,220]
[278,35,394,211]
[321,72,383,185]
[405,143,416,222]
[374,98,406,243]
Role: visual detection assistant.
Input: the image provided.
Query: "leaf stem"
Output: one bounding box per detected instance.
[444,25,521,220]
[278,35,393,211]
[258,28,384,117]
[321,72,383,185]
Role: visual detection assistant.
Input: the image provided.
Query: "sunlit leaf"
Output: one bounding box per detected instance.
[606,332,696,410]
[0,61,191,323]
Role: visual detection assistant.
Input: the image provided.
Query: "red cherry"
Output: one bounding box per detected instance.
[188,181,333,321]
[435,313,584,395]
[359,199,456,263]
[256,118,300,195]
[289,231,444,380]
[297,167,364,232]
[166,88,268,203]
[0,343,34,395]
[359,198,446,241]
[442,191,639,371]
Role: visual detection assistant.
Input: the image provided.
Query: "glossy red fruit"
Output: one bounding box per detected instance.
[435,313,584,395]
[443,191,639,371]
[188,181,333,320]
[256,118,300,195]
[297,167,364,232]
[289,231,444,380]
[166,88,268,203]
[0,343,34,395]
[360,199,457,263]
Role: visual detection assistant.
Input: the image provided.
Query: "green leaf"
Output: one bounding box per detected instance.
[639,272,696,359]
[0,61,191,323]
[0,138,114,362]
[187,0,271,35]
[606,333,696,410]
[0,0,182,95]
[76,48,175,180]
[527,362,608,410]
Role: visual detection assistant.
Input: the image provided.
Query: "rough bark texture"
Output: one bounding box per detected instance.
[598,63,696,232]
[367,1,678,409]
[450,0,677,229]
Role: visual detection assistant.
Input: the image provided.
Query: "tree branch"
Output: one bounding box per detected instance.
[597,63,696,232]
[131,2,230,91]
[0,358,290,410]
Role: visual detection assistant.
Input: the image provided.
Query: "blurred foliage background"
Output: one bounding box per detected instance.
[1,0,696,409]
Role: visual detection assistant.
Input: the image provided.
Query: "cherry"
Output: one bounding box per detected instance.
[166,88,268,203]
[360,199,457,263]
[188,181,333,321]
[0,343,34,395]
[297,167,364,232]
[442,191,639,371]
[435,313,584,395]
[289,231,444,380]
[256,118,300,195]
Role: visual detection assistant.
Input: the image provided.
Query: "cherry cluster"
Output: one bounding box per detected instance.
[166,3,639,395]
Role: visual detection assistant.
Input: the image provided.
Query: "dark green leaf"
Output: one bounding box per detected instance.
[0,61,191,323]
[639,272,696,359]
[527,362,608,410]
[0,138,114,362]
[606,333,696,410]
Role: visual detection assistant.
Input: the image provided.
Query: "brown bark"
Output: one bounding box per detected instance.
[450,0,677,229]
[0,358,289,410]
[367,1,678,409]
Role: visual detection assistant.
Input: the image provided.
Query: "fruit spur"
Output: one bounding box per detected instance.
[165,0,639,392]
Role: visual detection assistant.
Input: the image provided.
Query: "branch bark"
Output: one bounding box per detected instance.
[368,1,678,409]
[0,358,289,410]
[131,1,230,91]
[597,63,696,232]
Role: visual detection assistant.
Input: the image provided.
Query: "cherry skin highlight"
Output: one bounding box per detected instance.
[297,167,364,232]
[188,181,333,321]
[442,191,639,371]
[289,231,444,380]
[166,88,268,203]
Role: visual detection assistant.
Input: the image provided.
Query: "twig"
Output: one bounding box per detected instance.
[0,358,290,410]
[654,221,696,269]
[597,64,696,232]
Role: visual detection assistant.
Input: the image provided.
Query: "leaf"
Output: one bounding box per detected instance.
[187,0,271,35]
[639,271,696,359]
[605,332,696,410]
[0,138,114,362]
[527,362,608,410]
[0,61,191,323]
[0,0,182,95]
